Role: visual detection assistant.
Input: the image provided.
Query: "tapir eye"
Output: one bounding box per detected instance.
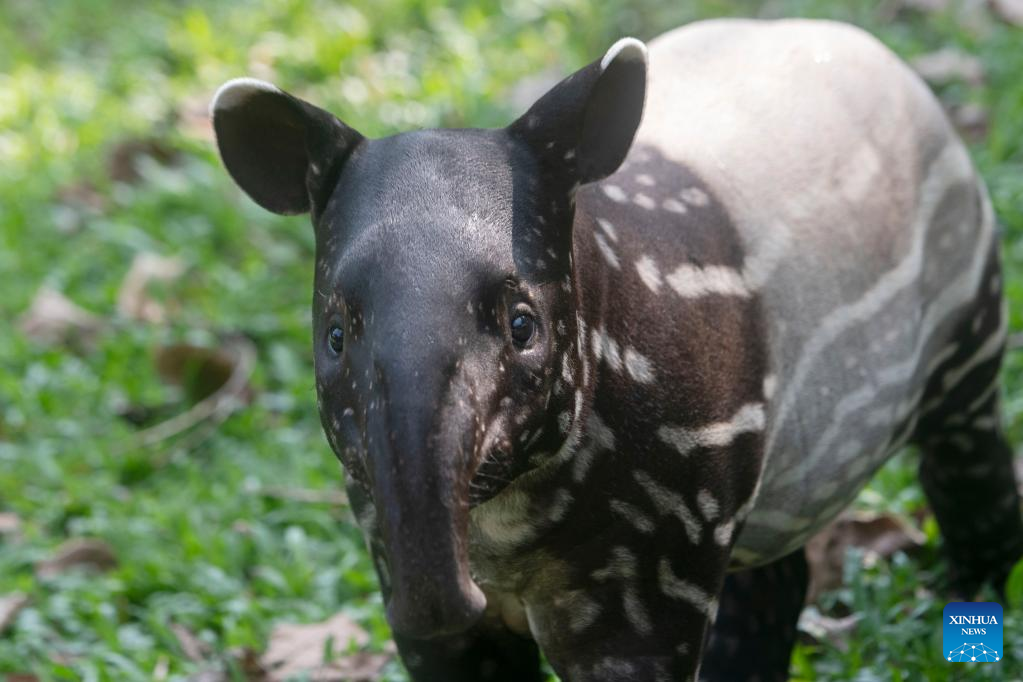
[328,325,345,354]
[510,310,536,348]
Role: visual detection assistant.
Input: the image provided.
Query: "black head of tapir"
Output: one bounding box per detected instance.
[211,39,646,639]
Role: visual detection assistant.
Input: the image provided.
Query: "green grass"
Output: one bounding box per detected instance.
[1,0,1021,680]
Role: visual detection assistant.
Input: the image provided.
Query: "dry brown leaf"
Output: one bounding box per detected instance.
[172,623,211,663]
[797,605,861,652]
[899,0,950,11]
[18,288,102,350]
[0,512,21,535]
[805,510,925,603]
[260,613,390,682]
[117,253,185,323]
[36,538,118,579]
[107,138,180,184]
[949,101,990,143]
[912,48,986,86]
[129,338,255,450]
[0,592,29,634]
[5,674,40,682]
[991,0,1023,25]
[177,93,215,142]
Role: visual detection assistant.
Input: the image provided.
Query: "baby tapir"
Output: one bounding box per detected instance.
[211,18,1023,682]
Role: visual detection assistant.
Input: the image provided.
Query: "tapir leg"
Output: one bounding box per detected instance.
[700,549,807,682]
[917,393,1023,595]
[393,627,544,682]
[914,251,1023,596]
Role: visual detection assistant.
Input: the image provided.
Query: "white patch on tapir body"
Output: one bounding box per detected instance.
[601,184,628,203]
[637,173,655,186]
[623,346,655,383]
[658,557,717,617]
[635,255,664,293]
[634,470,702,544]
[658,403,766,457]
[593,231,621,269]
[591,327,623,370]
[662,198,687,214]
[713,518,736,546]
[623,585,652,634]
[679,186,710,206]
[696,489,720,521]
[609,499,656,533]
[633,192,656,210]
[596,217,618,242]
[665,263,750,298]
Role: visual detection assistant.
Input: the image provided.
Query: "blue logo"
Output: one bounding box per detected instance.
[943,602,1002,663]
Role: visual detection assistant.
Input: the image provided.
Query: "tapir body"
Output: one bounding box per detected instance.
[212,18,1023,682]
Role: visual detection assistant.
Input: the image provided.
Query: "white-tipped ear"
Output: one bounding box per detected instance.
[600,37,648,72]
[210,78,363,216]
[210,77,283,116]
[510,37,647,185]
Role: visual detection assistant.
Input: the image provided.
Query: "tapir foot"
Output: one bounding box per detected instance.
[394,623,544,682]
[700,549,807,682]
[918,421,1023,597]
[913,260,1023,597]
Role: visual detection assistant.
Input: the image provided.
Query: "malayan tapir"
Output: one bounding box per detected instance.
[210,18,1023,682]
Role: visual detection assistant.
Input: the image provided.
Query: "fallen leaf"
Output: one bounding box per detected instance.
[911,48,986,86]
[949,101,990,143]
[116,252,185,323]
[107,138,180,184]
[4,674,39,682]
[260,613,390,682]
[155,343,239,404]
[991,0,1023,25]
[36,538,118,578]
[18,288,102,350]
[0,512,21,535]
[797,605,861,652]
[0,593,29,634]
[805,511,925,603]
[172,623,211,663]
[131,337,255,449]
[177,93,216,142]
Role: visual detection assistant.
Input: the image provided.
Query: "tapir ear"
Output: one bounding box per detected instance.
[210,78,363,216]
[509,37,647,185]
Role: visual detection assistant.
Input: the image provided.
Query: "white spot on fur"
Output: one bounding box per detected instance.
[601,184,628,203]
[596,217,618,243]
[658,558,717,616]
[666,263,750,298]
[623,346,655,383]
[662,198,687,214]
[636,174,655,186]
[713,518,736,546]
[634,470,701,544]
[609,499,655,533]
[680,187,709,206]
[591,327,623,371]
[658,403,766,457]
[635,255,663,294]
[594,232,621,269]
[696,490,719,521]
[633,192,656,210]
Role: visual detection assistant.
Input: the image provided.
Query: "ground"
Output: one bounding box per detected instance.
[1,0,1022,680]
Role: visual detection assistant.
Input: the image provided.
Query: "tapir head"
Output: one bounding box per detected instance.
[211,39,647,638]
